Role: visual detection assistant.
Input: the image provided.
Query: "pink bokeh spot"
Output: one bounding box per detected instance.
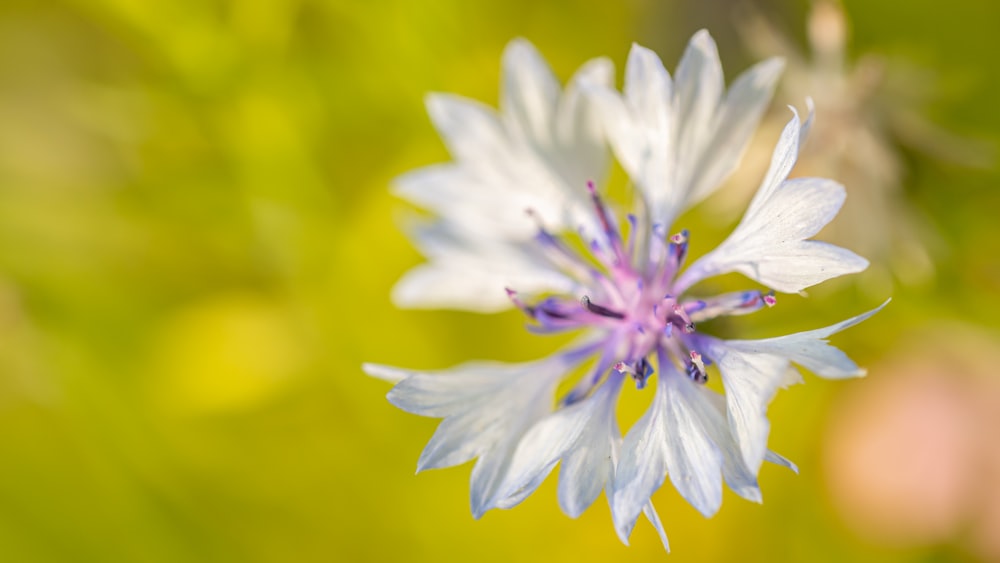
[824,330,1000,555]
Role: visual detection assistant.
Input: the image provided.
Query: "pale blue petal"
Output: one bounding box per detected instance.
[700,337,790,473]
[471,449,512,519]
[642,502,670,552]
[686,386,763,503]
[726,300,889,378]
[611,387,668,542]
[386,361,515,417]
[676,171,869,293]
[699,302,888,471]
[371,357,576,517]
[555,380,620,517]
[492,377,621,516]
[418,411,493,471]
[661,374,725,517]
[765,450,799,474]
[491,400,590,508]
[557,443,611,518]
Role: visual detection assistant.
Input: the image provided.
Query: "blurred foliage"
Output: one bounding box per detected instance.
[0,0,997,561]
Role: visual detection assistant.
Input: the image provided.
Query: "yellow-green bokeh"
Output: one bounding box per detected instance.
[0,0,998,561]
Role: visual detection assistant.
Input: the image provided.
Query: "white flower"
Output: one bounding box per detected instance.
[365,32,883,551]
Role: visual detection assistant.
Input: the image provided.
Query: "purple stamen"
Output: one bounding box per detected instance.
[581,295,626,320]
[685,352,708,384]
[686,289,777,323]
[509,182,779,391]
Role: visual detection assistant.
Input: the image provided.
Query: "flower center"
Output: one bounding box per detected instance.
[507,182,774,401]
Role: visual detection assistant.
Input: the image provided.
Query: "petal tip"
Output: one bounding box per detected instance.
[691,28,714,45]
[502,37,542,67]
[363,363,408,384]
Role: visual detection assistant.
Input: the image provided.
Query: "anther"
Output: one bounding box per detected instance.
[668,229,690,267]
[686,351,708,384]
[615,359,654,389]
[581,295,625,320]
[672,304,696,333]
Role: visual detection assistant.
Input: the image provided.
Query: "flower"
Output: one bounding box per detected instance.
[364,32,884,550]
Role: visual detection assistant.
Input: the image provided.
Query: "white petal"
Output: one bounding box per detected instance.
[392,263,509,312]
[419,410,497,470]
[748,176,847,240]
[589,34,782,230]
[611,383,669,542]
[699,337,790,473]
[557,439,612,517]
[394,165,536,238]
[585,82,648,189]
[612,367,725,528]
[746,109,804,215]
[725,300,889,378]
[373,357,577,517]
[555,381,620,517]
[765,450,799,474]
[676,175,869,293]
[386,360,538,417]
[686,386,763,503]
[660,374,724,517]
[471,384,560,518]
[426,93,511,165]
[492,400,590,508]
[781,365,805,388]
[391,220,576,312]
[725,241,868,294]
[392,164,463,212]
[673,30,724,181]
[701,302,887,471]
[620,44,675,225]
[624,43,673,135]
[685,57,784,205]
[471,448,515,518]
[642,502,671,552]
[799,97,815,147]
[550,57,615,195]
[501,38,560,146]
[361,362,409,384]
[584,44,674,225]
[394,45,624,314]
[493,378,620,514]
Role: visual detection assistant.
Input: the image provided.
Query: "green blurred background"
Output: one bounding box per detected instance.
[0,0,998,561]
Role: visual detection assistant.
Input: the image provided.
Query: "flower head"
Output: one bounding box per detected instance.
[365,32,884,550]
